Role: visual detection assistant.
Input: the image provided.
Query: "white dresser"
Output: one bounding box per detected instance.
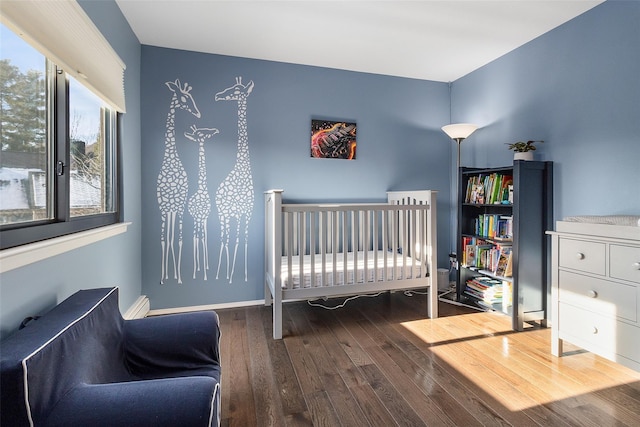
[548,219,640,372]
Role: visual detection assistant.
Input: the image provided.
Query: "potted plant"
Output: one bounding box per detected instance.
[506,140,543,161]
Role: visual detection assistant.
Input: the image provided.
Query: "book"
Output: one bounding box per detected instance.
[490,174,502,204]
[494,247,513,277]
[465,244,477,267]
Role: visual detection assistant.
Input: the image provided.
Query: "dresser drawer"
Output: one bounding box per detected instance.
[558,270,637,322]
[558,303,617,354]
[559,238,605,275]
[559,302,640,366]
[610,244,640,284]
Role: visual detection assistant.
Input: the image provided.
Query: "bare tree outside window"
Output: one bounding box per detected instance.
[68,76,113,217]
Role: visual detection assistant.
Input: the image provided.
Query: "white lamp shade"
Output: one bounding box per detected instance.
[442,123,478,140]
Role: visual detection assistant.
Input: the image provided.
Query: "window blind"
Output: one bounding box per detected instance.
[0,0,127,112]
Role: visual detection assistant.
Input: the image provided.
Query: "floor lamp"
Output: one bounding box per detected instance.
[440,123,478,303]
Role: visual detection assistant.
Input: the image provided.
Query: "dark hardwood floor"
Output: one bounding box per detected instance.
[216,291,640,426]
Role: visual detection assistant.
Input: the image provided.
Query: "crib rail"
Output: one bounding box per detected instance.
[265,190,436,287]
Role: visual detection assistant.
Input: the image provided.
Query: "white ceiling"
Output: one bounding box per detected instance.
[115,0,604,82]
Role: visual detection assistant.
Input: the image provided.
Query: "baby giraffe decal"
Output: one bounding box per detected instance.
[215,77,255,283]
[157,79,200,284]
[185,125,219,280]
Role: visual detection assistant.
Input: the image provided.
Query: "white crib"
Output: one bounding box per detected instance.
[264,189,438,339]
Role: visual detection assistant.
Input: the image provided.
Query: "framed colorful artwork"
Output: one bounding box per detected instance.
[310,119,357,160]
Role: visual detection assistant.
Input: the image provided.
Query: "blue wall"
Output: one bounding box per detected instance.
[450,0,640,220]
[0,0,142,338]
[140,47,452,309]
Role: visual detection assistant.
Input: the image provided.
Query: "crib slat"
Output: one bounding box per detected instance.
[299,211,305,288]
[310,212,316,288]
[352,210,358,284]
[363,209,369,283]
[292,212,298,255]
[392,210,398,280]
[410,207,417,278]
[342,211,348,287]
[382,209,389,282]
[373,210,379,282]
[320,211,326,287]
[286,212,294,289]
[332,211,338,287]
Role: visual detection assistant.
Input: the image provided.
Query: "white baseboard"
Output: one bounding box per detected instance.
[123,295,150,319]
[147,299,265,317]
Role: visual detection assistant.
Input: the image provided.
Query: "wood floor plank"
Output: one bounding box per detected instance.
[386,297,564,427]
[360,307,514,426]
[339,310,460,426]
[215,293,640,426]
[360,363,430,427]
[348,383,397,426]
[258,307,310,421]
[490,321,640,427]
[286,303,370,427]
[304,391,341,427]
[447,318,612,427]
[431,314,575,427]
[350,324,454,425]
[310,305,374,369]
[281,306,325,396]
[367,301,541,427]
[355,316,487,427]
[217,309,234,426]
[245,307,288,426]
[225,309,258,427]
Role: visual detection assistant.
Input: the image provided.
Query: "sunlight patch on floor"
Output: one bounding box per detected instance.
[400,314,640,412]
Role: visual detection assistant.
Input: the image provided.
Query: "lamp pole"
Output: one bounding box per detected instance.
[441,123,478,302]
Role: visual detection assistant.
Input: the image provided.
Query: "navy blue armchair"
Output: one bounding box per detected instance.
[1,287,221,426]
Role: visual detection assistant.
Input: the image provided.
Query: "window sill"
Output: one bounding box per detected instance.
[0,222,131,273]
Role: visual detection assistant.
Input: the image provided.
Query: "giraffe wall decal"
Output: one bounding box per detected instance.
[157,79,200,284]
[215,77,255,284]
[185,125,219,280]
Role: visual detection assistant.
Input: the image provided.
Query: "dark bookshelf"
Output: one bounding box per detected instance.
[441,161,553,331]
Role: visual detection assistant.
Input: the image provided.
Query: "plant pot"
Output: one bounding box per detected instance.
[514,152,534,161]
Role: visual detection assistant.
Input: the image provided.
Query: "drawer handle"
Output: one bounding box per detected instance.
[576,252,585,260]
[634,262,640,270]
[592,327,598,334]
[587,290,598,298]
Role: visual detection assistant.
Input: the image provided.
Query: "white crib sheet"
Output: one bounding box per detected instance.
[281,250,425,289]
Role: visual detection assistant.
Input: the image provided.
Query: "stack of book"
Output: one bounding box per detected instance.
[474,214,513,239]
[461,237,512,275]
[465,276,505,307]
[465,173,513,205]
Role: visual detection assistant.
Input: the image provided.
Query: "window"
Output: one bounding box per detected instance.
[0,24,120,249]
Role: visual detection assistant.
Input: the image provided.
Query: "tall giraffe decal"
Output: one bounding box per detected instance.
[185,125,219,280]
[215,77,255,283]
[157,79,200,284]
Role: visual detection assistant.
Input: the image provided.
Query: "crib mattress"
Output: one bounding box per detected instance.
[281,250,425,289]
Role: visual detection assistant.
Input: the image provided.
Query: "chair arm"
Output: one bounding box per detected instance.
[124,311,220,376]
[43,376,220,427]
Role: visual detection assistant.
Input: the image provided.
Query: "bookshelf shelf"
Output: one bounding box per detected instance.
[449,161,553,331]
